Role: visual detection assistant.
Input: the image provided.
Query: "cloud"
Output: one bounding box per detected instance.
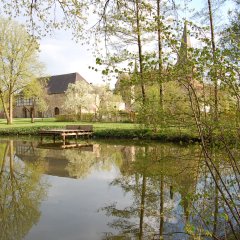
[39,31,104,85]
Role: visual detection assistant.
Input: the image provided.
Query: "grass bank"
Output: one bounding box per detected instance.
[0,118,199,143]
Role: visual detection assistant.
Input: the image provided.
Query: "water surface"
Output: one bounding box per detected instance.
[0,138,239,240]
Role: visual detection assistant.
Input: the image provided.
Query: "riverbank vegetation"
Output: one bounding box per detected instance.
[0,118,199,142]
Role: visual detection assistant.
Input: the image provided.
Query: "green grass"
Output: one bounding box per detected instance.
[0,118,199,142]
[0,118,137,130]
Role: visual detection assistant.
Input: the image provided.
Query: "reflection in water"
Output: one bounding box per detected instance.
[0,140,47,240]
[100,143,240,240]
[100,144,200,239]
[0,139,239,240]
[15,141,121,179]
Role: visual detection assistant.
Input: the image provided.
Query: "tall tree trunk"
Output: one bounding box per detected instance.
[207,0,218,122]
[136,0,146,104]
[157,0,163,112]
[79,106,82,121]
[8,92,13,124]
[0,92,10,124]
[31,107,35,123]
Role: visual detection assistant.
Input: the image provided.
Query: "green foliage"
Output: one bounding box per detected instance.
[63,80,94,116]
[55,114,79,122]
[0,118,199,142]
[56,113,95,122]
[22,77,48,122]
[136,100,163,132]
[94,128,199,143]
[220,8,240,63]
[0,126,61,135]
[0,18,44,124]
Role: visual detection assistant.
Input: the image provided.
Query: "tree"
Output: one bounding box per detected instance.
[22,78,48,123]
[0,0,87,38]
[63,80,94,119]
[93,0,156,104]
[220,2,240,65]
[94,85,123,121]
[220,3,240,126]
[206,0,219,121]
[0,18,44,124]
[153,0,177,119]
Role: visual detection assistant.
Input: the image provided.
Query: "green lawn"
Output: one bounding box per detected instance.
[0,118,137,130]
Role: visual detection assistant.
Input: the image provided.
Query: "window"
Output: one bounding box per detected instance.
[16,145,34,155]
[16,98,34,106]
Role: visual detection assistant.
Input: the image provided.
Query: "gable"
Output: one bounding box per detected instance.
[47,72,88,94]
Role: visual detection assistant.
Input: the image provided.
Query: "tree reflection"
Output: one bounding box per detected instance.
[0,140,47,240]
[100,143,239,239]
[64,144,124,179]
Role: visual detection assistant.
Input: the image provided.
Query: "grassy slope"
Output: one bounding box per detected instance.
[0,118,199,142]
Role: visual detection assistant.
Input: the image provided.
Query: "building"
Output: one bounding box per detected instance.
[14,72,90,118]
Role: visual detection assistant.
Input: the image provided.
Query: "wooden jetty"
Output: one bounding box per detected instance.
[39,125,93,145]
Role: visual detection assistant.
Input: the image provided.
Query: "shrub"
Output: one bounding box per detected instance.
[56,113,95,122]
[55,114,79,122]
[81,113,95,122]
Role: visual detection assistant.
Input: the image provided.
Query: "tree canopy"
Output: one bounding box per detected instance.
[0,18,44,124]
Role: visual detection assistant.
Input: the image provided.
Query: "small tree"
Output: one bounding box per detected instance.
[0,18,44,124]
[90,85,122,121]
[63,80,94,120]
[23,78,48,123]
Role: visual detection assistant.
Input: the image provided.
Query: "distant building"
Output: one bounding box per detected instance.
[14,72,90,118]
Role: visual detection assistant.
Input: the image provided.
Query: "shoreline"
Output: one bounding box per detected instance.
[0,125,200,143]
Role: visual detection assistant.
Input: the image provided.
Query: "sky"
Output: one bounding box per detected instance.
[39,31,104,86]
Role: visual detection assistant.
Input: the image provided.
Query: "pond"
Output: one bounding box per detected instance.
[0,138,239,240]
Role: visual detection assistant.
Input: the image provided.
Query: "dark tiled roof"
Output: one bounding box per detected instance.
[47,72,88,94]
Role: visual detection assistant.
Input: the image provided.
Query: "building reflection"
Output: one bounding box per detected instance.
[15,141,96,178]
[14,140,125,179]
